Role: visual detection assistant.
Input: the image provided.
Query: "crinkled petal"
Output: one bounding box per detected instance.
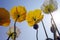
[41,0,58,13]
[0,8,10,27]
[26,9,44,26]
[7,26,21,40]
[10,6,26,22]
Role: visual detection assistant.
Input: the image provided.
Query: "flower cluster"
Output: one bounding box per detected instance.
[0,0,58,40]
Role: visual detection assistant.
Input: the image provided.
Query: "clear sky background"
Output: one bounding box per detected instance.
[0,0,60,40]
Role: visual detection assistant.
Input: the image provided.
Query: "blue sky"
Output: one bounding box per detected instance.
[0,0,60,40]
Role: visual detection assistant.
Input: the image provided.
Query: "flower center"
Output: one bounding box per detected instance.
[17,14,20,18]
[33,17,36,21]
[48,8,51,12]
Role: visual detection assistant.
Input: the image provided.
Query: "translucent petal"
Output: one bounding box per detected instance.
[10,6,26,22]
[7,26,21,39]
[0,8,10,27]
[41,0,58,13]
[26,9,44,26]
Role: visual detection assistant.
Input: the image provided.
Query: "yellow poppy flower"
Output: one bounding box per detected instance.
[10,6,26,22]
[0,8,10,27]
[7,26,21,40]
[26,9,44,26]
[41,0,57,14]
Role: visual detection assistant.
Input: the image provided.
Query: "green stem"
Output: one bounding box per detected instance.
[7,32,14,40]
[14,7,20,40]
[50,13,57,40]
[7,17,18,40]
[14,18,18,40]
[41,21,48,38]
[50,13,60,35]
[36,30,38,40]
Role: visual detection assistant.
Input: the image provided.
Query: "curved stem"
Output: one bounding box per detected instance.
[7,7,20,40]
[7,17,19,40]
[41,21,48,38]
[36,30,38,40]
[7,33,14,40]
[50,13,60,35]
[14,7,20,40]
[14,17,18,40]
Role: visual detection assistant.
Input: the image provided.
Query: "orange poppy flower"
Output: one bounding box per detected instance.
[0,8,10,27]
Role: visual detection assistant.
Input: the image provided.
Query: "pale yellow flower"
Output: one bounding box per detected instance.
[26,9,44,26]
[10,6,26,22]
[0,8,10,27]
[7,26,21,40]
[41,0,57,14]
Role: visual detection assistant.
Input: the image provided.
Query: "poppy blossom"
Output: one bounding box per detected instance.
[41,0,57,14]
[7,26,21,40]
[10,6,26,22]
[26,9,44,26]
[0,8,10,26]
